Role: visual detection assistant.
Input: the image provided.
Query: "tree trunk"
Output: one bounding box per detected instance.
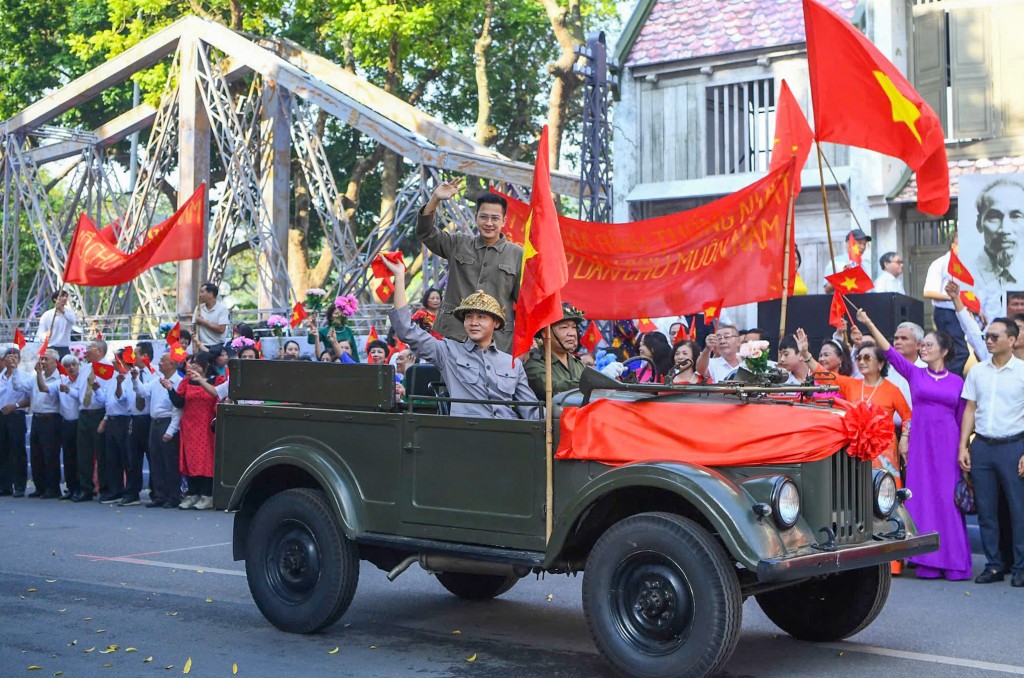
[474,0,497,147]
[377,31,402,236]
[229,0,243,30]
[538,0,584,169]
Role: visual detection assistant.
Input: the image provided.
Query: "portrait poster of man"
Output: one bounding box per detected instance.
[956,174,1024,321]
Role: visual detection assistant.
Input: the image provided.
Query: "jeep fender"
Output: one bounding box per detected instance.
[548,462,787,570]
[228,440,365,541]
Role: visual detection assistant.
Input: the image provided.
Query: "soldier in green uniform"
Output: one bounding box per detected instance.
[525,303,589,399]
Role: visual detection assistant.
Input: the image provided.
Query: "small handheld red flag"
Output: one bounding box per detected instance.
[91,361,115,380]
[371,251,406,302]
[960,290,982,314]
[37,333,50,357]
[166,322,181,346]
[673,323,688,345]
[828,291,847,328]
[703,300,724,325]
[13,328,26,350]
[290,302,308,329]
[141,354,156,374]
[947,250,975,286]
[688,317,698,341]
[55,361,69,377]
[825,265,874,295]
[168,342,188,363]
[636,318,658,333]
[580,322,604,353]
[121,346,136,365]
[845,232,863,267]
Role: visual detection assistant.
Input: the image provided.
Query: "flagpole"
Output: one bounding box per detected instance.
[816,141,837,275]
[543,326,554,544]
[779,162,797,344]
[818,147,869,236]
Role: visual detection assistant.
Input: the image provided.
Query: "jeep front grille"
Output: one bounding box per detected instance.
[830,451,870,544]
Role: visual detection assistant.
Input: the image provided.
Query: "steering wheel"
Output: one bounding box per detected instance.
[621,356,655,384]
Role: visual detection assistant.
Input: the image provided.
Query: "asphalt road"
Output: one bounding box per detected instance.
[2,496,1023,678]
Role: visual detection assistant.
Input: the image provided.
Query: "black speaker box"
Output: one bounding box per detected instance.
[757,293,924,349]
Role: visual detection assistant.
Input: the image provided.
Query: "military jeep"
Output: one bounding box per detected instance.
[215,360,938,678]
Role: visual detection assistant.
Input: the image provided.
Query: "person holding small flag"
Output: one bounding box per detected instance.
[136,352,183,508]
[125,341,154,507]
[98,349,135,505]
[0,348,32,497]
[36,290,77,358]
[28,350,63,498]
[524,302,588,399]
[56,354,81,500]
[69,340,109,502]
[381,256,538,420]
[923,232,969,376]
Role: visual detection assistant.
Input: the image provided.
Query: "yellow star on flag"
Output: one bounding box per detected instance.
[953,262,963,274]
[964,291,976,301]
[706,306,717,316]
[841,276,859,292]
[520,211,538,278]
[873,71,922,144]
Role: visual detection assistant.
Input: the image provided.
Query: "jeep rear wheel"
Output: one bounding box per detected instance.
[582,512,742,678]
[245,488,358,634]
[435,572,519,600]
[756,564,891,641]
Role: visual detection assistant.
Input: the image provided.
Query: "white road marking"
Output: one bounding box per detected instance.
[76,541,232,561]
[78,554,246,577]
[822,642,1024,675]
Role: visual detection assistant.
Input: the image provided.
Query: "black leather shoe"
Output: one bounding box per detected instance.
[975,569,1005,584]
[12,489,24,498]
[1012,572,1024,588]
[71,492,93,503]
[42,490,60,499]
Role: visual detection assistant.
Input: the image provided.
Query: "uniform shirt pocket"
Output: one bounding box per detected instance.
[494,369,518,397]
[454,357,480,384]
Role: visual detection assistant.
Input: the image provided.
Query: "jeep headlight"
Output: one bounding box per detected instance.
[771,477,800,529]
[873,471,897,518]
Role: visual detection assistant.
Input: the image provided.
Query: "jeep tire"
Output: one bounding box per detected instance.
[582,512,742,678]
[435,572,519,600]
[245,488,359,634]
[756,563,891,642]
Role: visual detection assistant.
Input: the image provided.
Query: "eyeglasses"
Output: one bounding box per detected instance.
[718,333,738,340]
[983,333,1006,342]
[855,355,875,362]
[476,214,504,224]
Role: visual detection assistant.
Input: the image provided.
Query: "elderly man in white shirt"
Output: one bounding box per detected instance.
[28,350,63,498]
[99,357,133,505]
[0,347,33,497]
[873,251,907,294]
[959,318,1024,587]
[57,354,82,499]
[69,340,109,502]
[192,282,231,350]
[36,290,77,357]
[137,352,183,508]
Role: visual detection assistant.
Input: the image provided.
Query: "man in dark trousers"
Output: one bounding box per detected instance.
[0,348,32,497]
[416,178,522,353]
[124,341,154,507]
[71,340,108,502]
[959,318,1024,587]
[137,352,182,508]
[28,350,63,498]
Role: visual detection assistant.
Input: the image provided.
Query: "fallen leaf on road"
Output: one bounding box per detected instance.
[144,657,153,663]
[45,580,57,583]
[27,588,37,592]
[102,664,111,668]
[232,663,238,674]
[328,648,339,655]
[546,594,553,601]
[84,648,95,653]
[166,612,178,617]
[27,666,41,671]
[95,630,106,634]
[125,648,137,653]
[57,609,66,613]
[466,654,477,662]
[184,657,192,674]
[51,551,57,556]
[66,641,76,647]
[369,645,377,650]
[196,570,204,574]
[54,672,63,676]
[82,617,92,621]
[452,630,461,635]
[165,666,173,670]
[99,649,115,655]
[204,599,212,604]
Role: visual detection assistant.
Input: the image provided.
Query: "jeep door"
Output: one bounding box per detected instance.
[399,414,547,550]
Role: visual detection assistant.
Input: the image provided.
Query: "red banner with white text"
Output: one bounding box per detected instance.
[63,184,206,287]
[496,161,796,319]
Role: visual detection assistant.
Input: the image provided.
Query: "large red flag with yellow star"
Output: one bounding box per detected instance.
[511,126,568,361]
[768,80,813,195]
[803,0,949,215]
[825,265,874,295]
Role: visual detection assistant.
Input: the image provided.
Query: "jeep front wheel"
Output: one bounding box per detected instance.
[245,488,359,634]
[755,564,891,641]
[582,512,742,678]
[435,572,519,600]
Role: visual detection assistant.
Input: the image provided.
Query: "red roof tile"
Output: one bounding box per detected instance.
[626,0,859,67]
[890,156,1024,206]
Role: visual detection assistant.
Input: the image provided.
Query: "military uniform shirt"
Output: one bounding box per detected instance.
[389,305,539,420]
[416,208,522,353]
[524,350,587,399]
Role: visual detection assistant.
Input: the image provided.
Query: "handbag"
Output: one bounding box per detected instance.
[954,472,977,516]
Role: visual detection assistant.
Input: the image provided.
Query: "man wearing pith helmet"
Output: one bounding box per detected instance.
[525,302,588,399]
[382,255,539,420]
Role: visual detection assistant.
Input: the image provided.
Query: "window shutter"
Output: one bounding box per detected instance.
[995,3,1024,137]
[912,9,947,134]
[949,7,994,140]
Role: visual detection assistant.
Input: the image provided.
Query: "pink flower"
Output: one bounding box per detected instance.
[266,314,289,328]
[231,336,256,349]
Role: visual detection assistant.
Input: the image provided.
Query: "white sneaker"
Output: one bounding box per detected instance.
[193,495,213,510]
[178,495,199,509]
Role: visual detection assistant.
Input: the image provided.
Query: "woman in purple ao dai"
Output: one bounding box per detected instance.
[858,308,972,580]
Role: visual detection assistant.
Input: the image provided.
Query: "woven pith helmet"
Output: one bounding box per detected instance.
[453,290,506,329]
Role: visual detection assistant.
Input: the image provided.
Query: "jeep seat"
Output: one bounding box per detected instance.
[552,389,585,419]
[404,363,444,414]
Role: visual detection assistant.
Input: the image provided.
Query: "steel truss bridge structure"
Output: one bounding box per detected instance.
[0,16,579,337]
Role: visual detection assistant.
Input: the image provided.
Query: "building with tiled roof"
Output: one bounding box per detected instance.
[612,0,1024,331]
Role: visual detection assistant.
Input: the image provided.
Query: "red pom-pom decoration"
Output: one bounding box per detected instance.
[841,401,894,461]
